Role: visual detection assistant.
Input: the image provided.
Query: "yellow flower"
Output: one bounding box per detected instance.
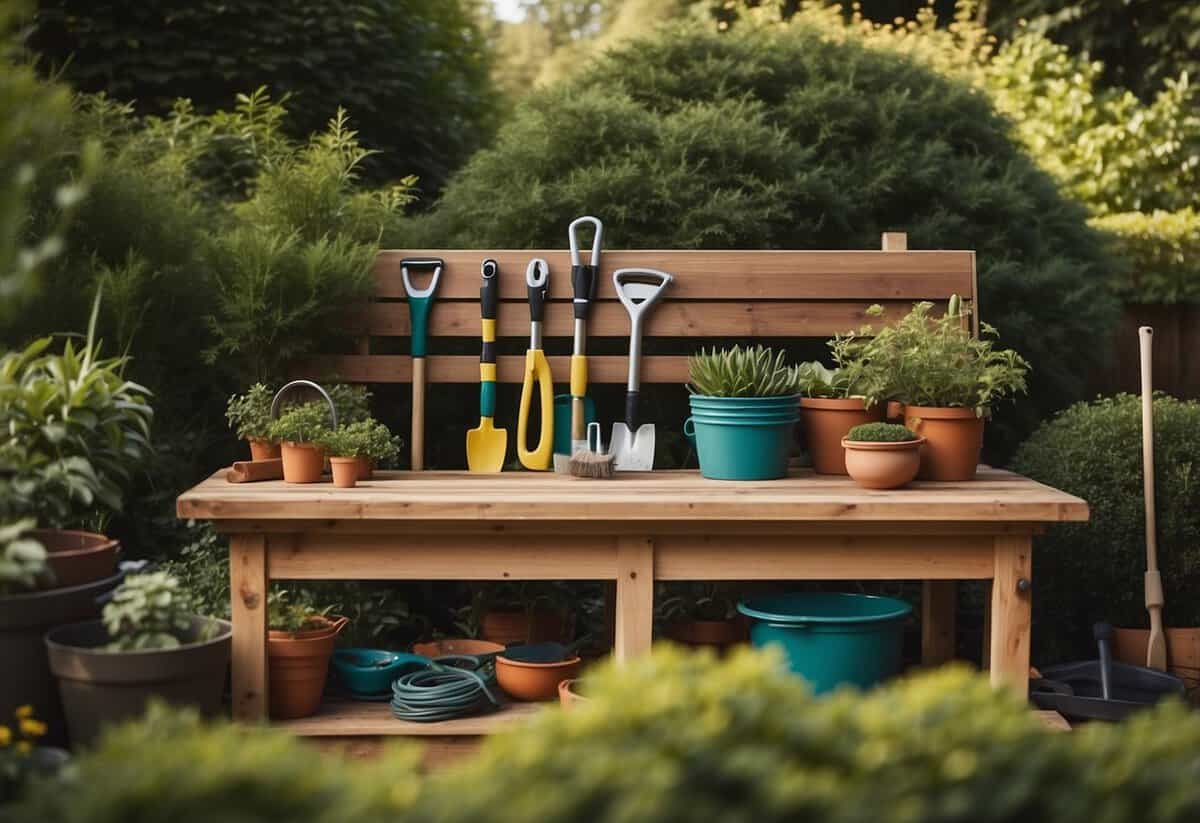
[0,725,11,747]
[19,718,47,738]
[14,705,33,720]
[15,740,32,754]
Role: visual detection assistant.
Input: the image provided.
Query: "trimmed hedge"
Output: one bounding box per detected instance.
[1092,209,1200,304]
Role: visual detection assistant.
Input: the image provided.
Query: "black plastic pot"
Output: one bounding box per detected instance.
[0,571,123,746]
[45,616,232,746]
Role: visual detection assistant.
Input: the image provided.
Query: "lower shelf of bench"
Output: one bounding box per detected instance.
[277,699,544,737]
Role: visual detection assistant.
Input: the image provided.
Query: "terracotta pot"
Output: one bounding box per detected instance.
[355,456,374,481]
[899,405,984,481]
[1113,626,1200,701]
[480,608,570,646]
[280,441,325,484]
[33,529,119,589]
[665,618,748,648]
[329,457,359,489]
[248,439,281,462]
[841,436,925,490]
[558,678,589,709]
[267,616,348,719]
[412,638,504,659]
[496,654,581,701]
[799,398,884,475]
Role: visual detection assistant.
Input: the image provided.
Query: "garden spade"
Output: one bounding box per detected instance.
[610,267,673,471]
[1139,326,1168,671]
[401,257,442,471]
[467,259,507,472]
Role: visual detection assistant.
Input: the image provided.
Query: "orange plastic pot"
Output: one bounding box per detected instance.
[480,609,570,646]
[34,530,119,589]
[842,437,925,489]
[248,439,281,462]
[329,457,359,489]
[898,406,984,481]
[355,456,375,481]
[280,441,325,484]
[799,398,883,475]
[558,678,589,709]
[267,616,348,719]
[496,654,581,702]
[665,618,748,648]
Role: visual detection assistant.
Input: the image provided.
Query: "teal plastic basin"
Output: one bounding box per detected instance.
[688,395,799,411]
[332,649,430,696]
[685,395,798,481]
[738,593,912,693]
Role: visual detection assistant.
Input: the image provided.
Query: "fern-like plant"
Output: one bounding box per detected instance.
[688,345,802,397]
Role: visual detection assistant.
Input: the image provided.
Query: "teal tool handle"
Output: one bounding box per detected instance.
[480,381,496,417]
[409,296,432,358]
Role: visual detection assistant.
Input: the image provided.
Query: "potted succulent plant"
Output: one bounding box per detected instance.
[225,383,279,461]
[797,354,884,475]
[854,297,1029,481]
[842,423,925,490]
[658,582,747,649]
[44,572,231,746]
[684,345,802,481]
[267,589,348,719]
[267,402,333,484]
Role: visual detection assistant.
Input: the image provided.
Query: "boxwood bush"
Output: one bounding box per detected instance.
[402,22,1121,460]
[1012,394,1200,663]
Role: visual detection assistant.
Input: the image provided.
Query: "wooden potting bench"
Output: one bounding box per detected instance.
[176,234,1089,751]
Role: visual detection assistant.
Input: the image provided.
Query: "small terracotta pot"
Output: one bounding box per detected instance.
[480,608,570,646]
[280,441,325,484]
[411,638,504,658]
[799,398,884,475]
[329,457,359,489]
[898,405,984,481]
[665,618,748,648]
[248,439,281,462]
[33,530,120,589]
[355,456,375,481]
[1113,626,1200,702]
[496,655,581,701]
[558,678,589,709]
[267,616,348,719]
[842,436,925,490]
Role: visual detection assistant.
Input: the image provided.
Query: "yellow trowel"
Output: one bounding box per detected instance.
[466,259,507,472]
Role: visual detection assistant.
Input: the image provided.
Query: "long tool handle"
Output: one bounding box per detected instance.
[479,260,499,419]
[412,357,426,471]
[1139,325,1167,670]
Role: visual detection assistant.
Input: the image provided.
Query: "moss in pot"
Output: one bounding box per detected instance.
[842,423,924,490]
[226,384,279,461]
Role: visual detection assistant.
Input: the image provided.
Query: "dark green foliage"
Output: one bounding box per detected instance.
[26,0,496,192]
[1012,394,1200,663]
[406,22,1121,459]
[846,422,918,442]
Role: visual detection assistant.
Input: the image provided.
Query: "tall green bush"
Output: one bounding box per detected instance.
[406,22,1120,457]
[1012,394,1200,663]
[1090,209,1200,305]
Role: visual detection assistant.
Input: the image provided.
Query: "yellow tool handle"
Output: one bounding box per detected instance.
[569,354,588,442]
[517,349,554,470]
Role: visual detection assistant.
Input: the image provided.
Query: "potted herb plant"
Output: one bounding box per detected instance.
[267,402,333,484]
[44,572,231,746]
[859,297,1029,481]
[685,345,802,481]
[842,423,924,490]
[658,582,747,649]
[267,589,348,719]
[356,418,401,480]
[464,582,574,646]
[797,355,884,475]
[225,383,279,461]
[317,419,401,486]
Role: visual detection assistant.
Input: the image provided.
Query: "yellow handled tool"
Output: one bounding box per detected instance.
[466,259,508,472]
[518,258,554,470]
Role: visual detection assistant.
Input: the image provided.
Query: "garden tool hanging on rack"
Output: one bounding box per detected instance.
[555,215,603,474]
[610,267,673,471]
[518,258,554,470]
[466,259,507,472]
[401,257,442,471]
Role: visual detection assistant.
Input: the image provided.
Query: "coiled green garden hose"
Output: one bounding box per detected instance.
[390,655,501,722]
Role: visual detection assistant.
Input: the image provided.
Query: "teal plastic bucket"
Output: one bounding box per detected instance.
[738,593,912,693]
[685,395,798,481]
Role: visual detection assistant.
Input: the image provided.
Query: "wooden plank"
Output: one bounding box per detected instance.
[1036,710,1071,732]
[614,536,655,661]
[269,533,616,580]
[989,535,1033,694]
[655,535,992,580]
[342,300,922,339]
[230,534,269,722]
[277,699,542,736]
[373,250,976,300]
[881,232,908,251]
[921,581,957,664]
[298,354,687,384]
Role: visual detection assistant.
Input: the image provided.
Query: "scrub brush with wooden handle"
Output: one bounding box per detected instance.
[570,422,615,479]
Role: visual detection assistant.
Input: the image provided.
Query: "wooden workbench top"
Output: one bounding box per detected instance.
[177,467,1088,524]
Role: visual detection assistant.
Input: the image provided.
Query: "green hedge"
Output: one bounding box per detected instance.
[1012,394,1200,663]
[1092,209,1200,304]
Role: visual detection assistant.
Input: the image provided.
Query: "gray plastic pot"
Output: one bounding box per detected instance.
[0,571,123,746]
[45,616,232,746]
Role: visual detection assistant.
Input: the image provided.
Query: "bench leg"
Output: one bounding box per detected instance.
[230,533,269,722]
[921,581,957,665]
[988,535,1032,694]
[614,537,654,663]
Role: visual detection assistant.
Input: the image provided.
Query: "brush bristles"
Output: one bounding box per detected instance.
[569,450,616,479]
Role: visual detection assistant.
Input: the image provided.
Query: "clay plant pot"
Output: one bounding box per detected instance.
[329,457,359,489]
[665,618,749,648]
[558,678,589,709]
[355,456,375,481]
[411,638,504,659]
[799,398,884,475]
[1113,626,1200,702]
[248,438,281,462]
[899,405,984,481]
[280,441,325,484]
[33,529,119,589]
[841,436,926,490]
[45,616,232,746]
[496,654,581,702]
[267,616,348,719]
[480,608,571,646]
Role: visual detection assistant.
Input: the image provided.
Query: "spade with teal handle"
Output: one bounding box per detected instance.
[401,257,443,471]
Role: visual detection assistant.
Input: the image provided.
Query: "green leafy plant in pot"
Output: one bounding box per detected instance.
[842,423,924,490]
[43,572,231,746]
[267,401,334,484]
[796,339,885,475]
[317,419,401,487]
[658,582,747,649]
[685,345,802,480]
[267,589,348,719]
[225,383,278,461]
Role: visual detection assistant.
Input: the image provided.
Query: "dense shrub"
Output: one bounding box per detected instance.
[1090,209,1200,305]
[1012,395,1200,663]
[405,22,1120,457]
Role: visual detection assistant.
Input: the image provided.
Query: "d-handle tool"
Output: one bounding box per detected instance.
[401,257,443,471]
[1139,326,1168,671]
[466,259,508,473]
[610,267,673,471]
[556,215,603,473]
[518,258,554,470]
